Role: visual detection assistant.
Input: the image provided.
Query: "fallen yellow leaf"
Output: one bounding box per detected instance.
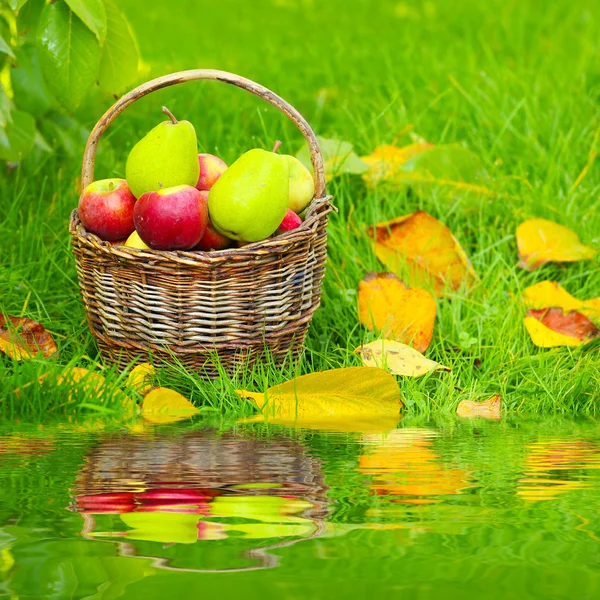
[523,311,599,348]
[361,143,433,187]
[127,363,156,395]
[55,367,136,413]
[141,388,199,424]
[236,367,402,425]
[456,394,501,420]
[522,281,600,324]
[354,340,449,377]
[368,211,477,295]
[516,219,596,270]
[358,272,436,352]
[0,316,58,360]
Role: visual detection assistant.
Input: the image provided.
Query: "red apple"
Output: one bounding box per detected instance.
[134,185,208,250]
[78,178,136,241]
[193,191,233,250]
[276,208,303,235]
[196,154,227,191]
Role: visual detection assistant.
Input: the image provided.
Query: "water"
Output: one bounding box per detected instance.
[1,418,600,599]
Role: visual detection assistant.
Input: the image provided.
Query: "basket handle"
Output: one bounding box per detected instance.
[81,69,326,198]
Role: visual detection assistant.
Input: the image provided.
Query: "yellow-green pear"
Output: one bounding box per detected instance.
[208,149,289,242]
[125,106,199,199]
[283,155,314,213]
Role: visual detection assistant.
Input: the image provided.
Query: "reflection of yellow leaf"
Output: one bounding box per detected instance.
[359,428,471,501]
[522,281,600,324]
[239,413,400,433]
[141,388,199,424]
[358,272,436,352]
[518,440,600,501]
[0,315,58,361]
[456,394,501,420]
[237,367,402,424]
[355,340,449,377]
[368,211,477,295]
[516,219,596,270]
[127,363,155,395]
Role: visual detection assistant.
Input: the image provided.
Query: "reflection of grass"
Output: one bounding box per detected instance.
[2,0,600,418]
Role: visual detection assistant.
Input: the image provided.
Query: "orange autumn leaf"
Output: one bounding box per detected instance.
[456,394,502,421]
[0,315,58,360]
[522,281,600,324]
[358,272,436,352]
[368,211,477,295]
[516,219,596,270]
[524,308,600,348]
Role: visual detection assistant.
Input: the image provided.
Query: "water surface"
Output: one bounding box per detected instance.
[1,418,599,598]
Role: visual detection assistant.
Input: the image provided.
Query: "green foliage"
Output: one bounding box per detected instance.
[98,0,138,96]
[36,1,101,111]
[0,0,140,162]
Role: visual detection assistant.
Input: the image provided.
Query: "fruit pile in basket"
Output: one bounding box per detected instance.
[78,106,315,251]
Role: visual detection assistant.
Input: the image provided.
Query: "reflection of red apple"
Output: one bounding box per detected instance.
[135,503,210,515]
[134,185,208,250]
[78,178,136,241]
[194,192,233,250]
[77,492,136,514]
[196,154,227,191]
[137,488,212,503]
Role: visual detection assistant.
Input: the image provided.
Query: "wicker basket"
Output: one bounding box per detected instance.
[70,70,333,377]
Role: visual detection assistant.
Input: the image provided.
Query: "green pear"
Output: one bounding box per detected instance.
[125,106,199,199]
[282,155,314,213]
[208,148,289,242]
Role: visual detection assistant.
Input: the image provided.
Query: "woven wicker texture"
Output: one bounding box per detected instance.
[70,70,333,377]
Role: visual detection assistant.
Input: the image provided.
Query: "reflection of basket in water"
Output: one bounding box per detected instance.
[71,431,330,573]
[73,430,328,517]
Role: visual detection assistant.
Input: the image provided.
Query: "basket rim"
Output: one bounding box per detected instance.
[70,194,334,265]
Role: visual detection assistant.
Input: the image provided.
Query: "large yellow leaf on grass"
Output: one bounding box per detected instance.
[354,340,449,377]
[516,219,596,271]
[358,272,436,352]
[236,367,402,427]
[522,281,600,324]
[368,211,477,295]
[141,388,199,424]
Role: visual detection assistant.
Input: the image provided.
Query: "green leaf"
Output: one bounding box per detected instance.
[0,109,36,161]
[63,0,106,43]
[296,135,369,181]
[16,0,45,41]
[98,0,139,96]
[0,33,15,59]
[36,1,100,112]
[8,0,29,11]
[11,44,55,117]
[399,144,487,181]
[39,110,89,156]
[0,83,13,128]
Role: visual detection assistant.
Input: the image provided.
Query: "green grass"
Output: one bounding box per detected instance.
[2,0,600,419]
